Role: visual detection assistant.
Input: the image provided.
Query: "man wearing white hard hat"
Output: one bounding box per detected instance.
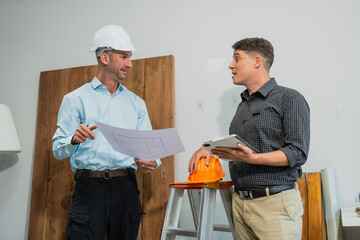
[52,25,160,240]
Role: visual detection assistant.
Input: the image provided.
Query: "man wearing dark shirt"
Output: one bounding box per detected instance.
[188,38,310,240]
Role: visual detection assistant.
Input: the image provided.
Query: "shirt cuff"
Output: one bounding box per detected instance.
[58,135,78,157]
[280,147,298,168]
[154,159,162,170]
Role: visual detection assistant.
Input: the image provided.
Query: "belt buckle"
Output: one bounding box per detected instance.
[239,190,253,199]
[102,170,112,180]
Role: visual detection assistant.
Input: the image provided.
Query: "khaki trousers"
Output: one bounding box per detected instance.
[232,187,303,240]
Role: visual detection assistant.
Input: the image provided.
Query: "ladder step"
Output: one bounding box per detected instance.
[166,224,231,237]
[167,227,198,237]
[213,224,232,232]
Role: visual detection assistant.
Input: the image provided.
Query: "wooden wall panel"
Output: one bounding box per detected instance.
[297,172,327,240]
[28,55,175,240]
[123,59,146,99]
[28,72,52,240]
[141,56,175,239]
[297,173,308,240]
[307,172,324,240]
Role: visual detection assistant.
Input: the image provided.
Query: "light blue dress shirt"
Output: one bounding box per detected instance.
[52,77,161,172]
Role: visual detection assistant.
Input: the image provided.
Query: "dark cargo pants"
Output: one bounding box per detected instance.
[66,169,142,240]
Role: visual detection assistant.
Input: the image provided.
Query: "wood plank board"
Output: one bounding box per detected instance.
[28,55,175,240]
[297,172,327,240]
[307,172,324,240]
[141,56,175,238]
[297,173,308,240]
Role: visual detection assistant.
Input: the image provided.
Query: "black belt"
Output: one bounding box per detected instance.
[75,169,129,181]
[236,184,295,200]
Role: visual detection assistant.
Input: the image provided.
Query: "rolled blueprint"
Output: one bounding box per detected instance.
[321,168,343,240]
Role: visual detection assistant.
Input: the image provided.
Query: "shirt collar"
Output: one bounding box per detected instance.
[90,77,124,94]
[91,77,102,89]
[257,78,277,97]
[241,78,277,100]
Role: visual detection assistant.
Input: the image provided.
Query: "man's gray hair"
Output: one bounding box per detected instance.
[95,47,114,57]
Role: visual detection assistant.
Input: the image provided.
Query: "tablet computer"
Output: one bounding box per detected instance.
[202,134,259,154]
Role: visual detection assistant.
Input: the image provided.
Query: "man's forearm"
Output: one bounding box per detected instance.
[252,150,289,166]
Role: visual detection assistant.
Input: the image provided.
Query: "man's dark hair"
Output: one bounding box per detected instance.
[232,38,274,71]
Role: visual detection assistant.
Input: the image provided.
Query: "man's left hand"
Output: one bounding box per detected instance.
[134,158,157,174]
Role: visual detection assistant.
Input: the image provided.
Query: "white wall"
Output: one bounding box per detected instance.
[1,0,360,239]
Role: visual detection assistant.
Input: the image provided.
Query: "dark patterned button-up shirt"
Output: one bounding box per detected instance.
[229,78,310,191]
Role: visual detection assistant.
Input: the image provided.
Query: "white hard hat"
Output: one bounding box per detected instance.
[90,25,136,56]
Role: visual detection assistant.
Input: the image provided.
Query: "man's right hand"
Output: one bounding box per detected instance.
[188,146,211,174]
[71,124,97,145]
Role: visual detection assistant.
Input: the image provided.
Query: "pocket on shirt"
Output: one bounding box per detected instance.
[249,106,282,136]
[257,107,281,121]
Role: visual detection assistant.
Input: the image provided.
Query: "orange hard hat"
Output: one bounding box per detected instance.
[188,155,225,183]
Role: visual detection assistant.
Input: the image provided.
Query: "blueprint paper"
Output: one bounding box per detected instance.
[95,121,185,161]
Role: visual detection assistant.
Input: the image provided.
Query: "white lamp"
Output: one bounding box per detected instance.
[0,104,21,154]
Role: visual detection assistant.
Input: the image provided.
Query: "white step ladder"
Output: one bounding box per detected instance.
[161,181,235,240]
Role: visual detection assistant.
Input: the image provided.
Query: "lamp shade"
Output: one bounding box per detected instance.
[0,104,21,153]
